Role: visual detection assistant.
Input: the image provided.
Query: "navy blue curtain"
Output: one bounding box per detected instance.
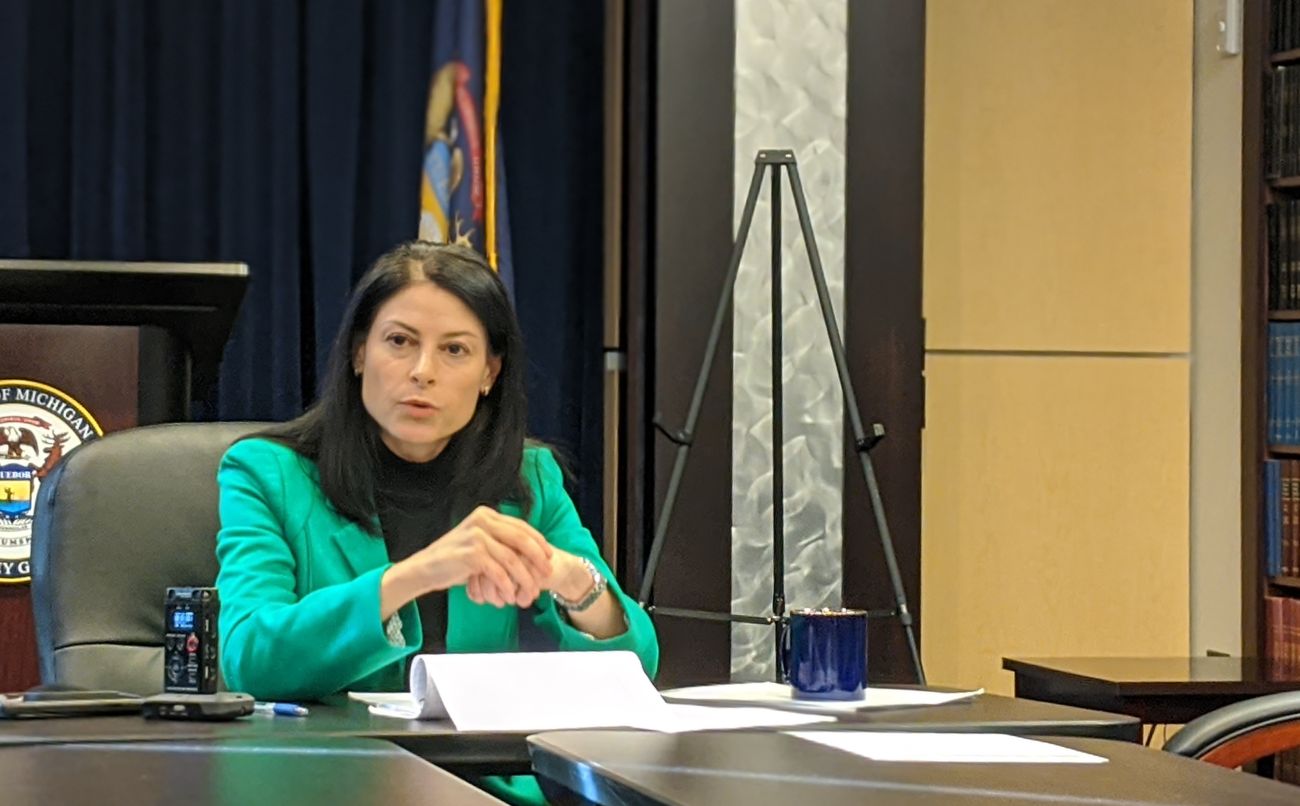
[502,1,607,535]
[0,0,606,528]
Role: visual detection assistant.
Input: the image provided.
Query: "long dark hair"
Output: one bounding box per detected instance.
[252,241,532,531]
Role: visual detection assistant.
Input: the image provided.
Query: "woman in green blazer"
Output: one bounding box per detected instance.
[215,241,658,806]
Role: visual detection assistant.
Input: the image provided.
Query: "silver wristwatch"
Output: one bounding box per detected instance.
[550,557,607,612]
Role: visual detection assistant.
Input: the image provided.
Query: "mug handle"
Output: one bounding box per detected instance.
[779,616,791,684]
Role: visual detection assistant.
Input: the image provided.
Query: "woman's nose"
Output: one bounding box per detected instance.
[410,350,437,385]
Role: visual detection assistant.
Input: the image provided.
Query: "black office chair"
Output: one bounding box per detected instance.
[29,421,267,695]
[1163,688,1300,771]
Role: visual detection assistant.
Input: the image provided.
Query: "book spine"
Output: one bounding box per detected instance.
[1267,595,1283,670]
[1287,460,1297,577]
[1284,323,1294,444]
[1271,324,1279,444]
[1275,461,1285,577]
[1268,461,1281,577]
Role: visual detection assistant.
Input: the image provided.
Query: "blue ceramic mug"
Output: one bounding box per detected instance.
[782,608,868,700]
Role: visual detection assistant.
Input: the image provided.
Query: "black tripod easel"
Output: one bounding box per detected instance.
[637,149,925,685]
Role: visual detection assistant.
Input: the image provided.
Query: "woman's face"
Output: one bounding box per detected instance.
[354,280,500,463]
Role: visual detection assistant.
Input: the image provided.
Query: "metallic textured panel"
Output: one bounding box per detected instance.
[731,0,847,680]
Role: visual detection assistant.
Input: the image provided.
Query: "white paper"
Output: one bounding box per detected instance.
[787,731,1107,764]
[350,651,833,732]
[414,651,662,730]
[348,692,418,708]
[661,681,984,714]
[647,704,833,733]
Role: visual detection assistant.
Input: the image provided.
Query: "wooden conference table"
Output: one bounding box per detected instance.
[0,691,1140,776]
[528,730,1300,806]
[1003,656,1300,726]
[0,737,505,806]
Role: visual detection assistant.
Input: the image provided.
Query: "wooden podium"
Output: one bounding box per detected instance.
[0,260,247,692]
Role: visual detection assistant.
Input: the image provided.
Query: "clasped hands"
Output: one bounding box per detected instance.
[406,505,591,608]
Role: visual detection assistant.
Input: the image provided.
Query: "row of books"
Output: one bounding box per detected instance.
[1263,19,1300,789]
[1267,201,1300,310]
[1266,595,1300,670]
[1278,749,1300,786]
[1274,0,1300,52]
[1262,744,1300,786]
[1265,598,1300,785]
[1266,65,1300,178]
[1265,324,1300,444]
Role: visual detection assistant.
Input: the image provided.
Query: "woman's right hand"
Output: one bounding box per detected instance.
[380,506,553,619]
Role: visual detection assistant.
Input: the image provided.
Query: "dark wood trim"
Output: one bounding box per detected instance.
[1242,0,1268,659]
[1269,576,1300,592]
[601,0,626,572]
[842,0,926,684]
[0,586,39,691]
[1268,311,1300,320]
[618,0,654,596]
[1271,47,1300,65]
[645,0,735,688]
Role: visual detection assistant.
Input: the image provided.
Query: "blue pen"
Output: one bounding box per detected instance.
[253,701,309,717]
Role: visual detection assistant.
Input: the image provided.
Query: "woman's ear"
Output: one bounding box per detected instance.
[353,344,366,377]
[483,355,502,393]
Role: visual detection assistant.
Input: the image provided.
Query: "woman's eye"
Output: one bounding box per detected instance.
[445,343,467,356]
[386,333,412,347]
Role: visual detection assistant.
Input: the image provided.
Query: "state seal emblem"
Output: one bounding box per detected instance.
[0,380,103,583]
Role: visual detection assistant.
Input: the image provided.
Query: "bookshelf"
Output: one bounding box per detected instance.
[1274,576,1300,592]
[1245,0,1300,671]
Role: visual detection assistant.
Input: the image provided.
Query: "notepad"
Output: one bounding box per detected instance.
[787,731,1107,764]
[660,681,984,714]
[350,651,834,733]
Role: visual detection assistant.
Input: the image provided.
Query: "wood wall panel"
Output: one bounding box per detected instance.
[924,0,1192,353]
[921,355,1190,693]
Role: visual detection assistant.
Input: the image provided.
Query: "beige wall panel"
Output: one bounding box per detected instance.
[921,355,1190,694]
[924,0,1192,353]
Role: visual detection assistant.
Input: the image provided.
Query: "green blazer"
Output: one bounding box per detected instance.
[215,437,660,702]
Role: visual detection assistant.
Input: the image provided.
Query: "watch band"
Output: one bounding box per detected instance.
[550,557,607,612]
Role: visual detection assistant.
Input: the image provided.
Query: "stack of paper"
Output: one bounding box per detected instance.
[660,681,984,714]
[350,651,834,733]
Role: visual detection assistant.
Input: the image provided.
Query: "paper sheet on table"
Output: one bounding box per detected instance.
[788,731,1107,764]
[349,692,418,708]
[646,704,833,733]
[349,651,833,732]
[660,681,984,714]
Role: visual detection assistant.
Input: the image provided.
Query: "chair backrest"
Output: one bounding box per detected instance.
[30,421,268,695]
[1163,688,1300,768]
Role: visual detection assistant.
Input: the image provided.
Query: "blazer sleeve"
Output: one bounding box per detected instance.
[214,440,420,701]
[524,448,660,679]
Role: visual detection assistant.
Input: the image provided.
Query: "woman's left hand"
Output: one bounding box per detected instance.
[467,547,592,608]
[469,546,627,639]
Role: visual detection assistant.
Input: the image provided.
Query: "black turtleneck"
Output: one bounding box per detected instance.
[374,443,456,653]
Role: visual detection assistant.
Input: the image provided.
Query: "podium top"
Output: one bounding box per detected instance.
[0,259,250,395]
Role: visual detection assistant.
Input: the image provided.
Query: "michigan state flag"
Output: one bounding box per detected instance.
[420,0,514,294]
